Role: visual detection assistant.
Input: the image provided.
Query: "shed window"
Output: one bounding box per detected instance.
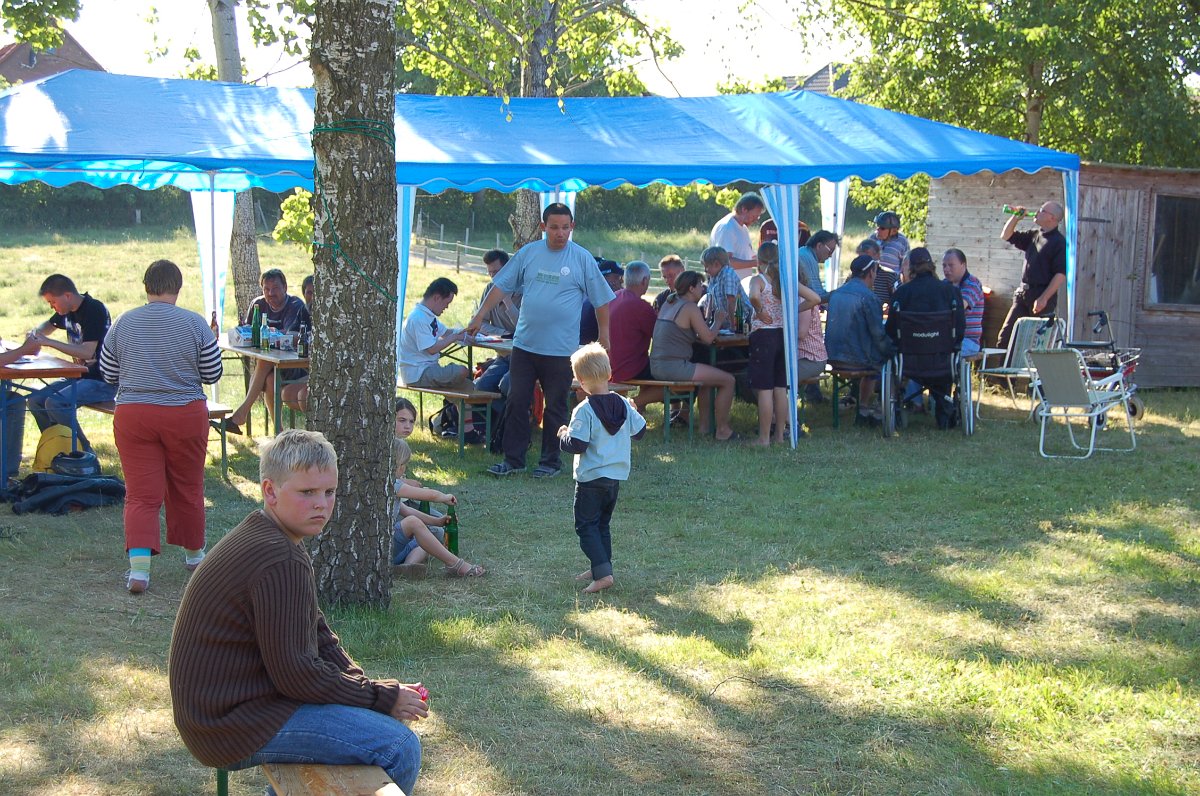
[1150,194,1200,307]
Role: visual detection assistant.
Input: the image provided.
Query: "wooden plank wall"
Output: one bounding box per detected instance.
[929,165,1200,387]
[926,169,1064,297]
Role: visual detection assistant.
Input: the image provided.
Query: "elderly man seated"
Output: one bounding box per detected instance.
[607,261,663,412]
[825,254,896,428]
[398,277,470,390]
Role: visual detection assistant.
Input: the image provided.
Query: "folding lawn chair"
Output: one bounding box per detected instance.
[1026,348,1137,459]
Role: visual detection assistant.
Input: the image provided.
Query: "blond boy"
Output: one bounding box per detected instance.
[169,430,425,793]
[557,343,646,593]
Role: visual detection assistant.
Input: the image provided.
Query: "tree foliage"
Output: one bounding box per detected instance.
[1,0,79,48]
[396,0,680,106]
[784,0,1200,168]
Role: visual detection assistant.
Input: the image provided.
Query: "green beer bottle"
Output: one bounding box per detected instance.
[445,506,459,555]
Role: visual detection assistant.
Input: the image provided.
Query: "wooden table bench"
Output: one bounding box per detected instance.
[87,400,233,479]
[264,763,403,795]
[401,385,502,457]
[623,379,700,442]
[826,364,879,429]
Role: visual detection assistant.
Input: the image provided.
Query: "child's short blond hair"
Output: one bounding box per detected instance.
[392,437,412,469]
[571,342,611,383]
[260,429,338,485]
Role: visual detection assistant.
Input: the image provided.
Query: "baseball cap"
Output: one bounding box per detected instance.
[908,247,933,267]
[596,259,624,277]
[849,254,878,275]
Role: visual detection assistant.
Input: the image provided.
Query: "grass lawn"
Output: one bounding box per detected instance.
[1,228,1198,795]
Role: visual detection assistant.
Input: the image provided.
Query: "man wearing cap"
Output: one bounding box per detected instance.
[709,192,765,280]
[467,203,615,479]
[886,247,965,429]
[998,201,1066,350]
[868,211,910,277]
[825,255,896,427]
[580,259,624,345]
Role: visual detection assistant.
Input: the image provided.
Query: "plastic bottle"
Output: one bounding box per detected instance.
[262,325,273,351]
[250,305,262,348]
[445,506,459,555]
[1002,204,1038,218]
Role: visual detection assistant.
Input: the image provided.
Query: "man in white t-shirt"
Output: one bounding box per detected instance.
[398,277,470,389]
[709,192,765,280]
[467,203,616,479]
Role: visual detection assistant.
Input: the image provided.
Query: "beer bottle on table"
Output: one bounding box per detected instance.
[261,325,272,351]
[250,306,262,347]
[210,311,220,338]
[445,506,459,555]
[297,324,310,358]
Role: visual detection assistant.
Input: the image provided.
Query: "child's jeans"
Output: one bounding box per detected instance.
[227,703,421,796]
[574,476,619,580]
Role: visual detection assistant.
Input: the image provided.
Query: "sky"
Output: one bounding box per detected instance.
[58,0,837,96]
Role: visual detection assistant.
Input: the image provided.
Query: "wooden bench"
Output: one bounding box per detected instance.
[263,763,403,795]
[87,400,233,479]
[401,384,502,458]
[214,764,402,796]
[568,379,635,409]
[826,364,879,429]
[623,379,701,442]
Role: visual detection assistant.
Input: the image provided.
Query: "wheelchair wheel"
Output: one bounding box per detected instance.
[1127,394,1145,421]
[880,361,898,437]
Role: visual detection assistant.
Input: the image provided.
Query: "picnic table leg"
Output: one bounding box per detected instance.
[215,767,229,796]
[456,398,467,458]
[273,365,284,436]
[662,388,672,444]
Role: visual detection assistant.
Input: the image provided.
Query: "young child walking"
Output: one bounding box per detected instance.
[391,437,485,578]
[557,343,646,593]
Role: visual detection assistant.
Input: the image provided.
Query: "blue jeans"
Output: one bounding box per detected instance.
[2,390,25,481]
[229,703,421,795]
[574,477,619,580]
[472,356,510,429]
[29,378,116,449]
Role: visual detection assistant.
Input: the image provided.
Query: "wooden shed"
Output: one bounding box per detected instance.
[926,164,1200,388]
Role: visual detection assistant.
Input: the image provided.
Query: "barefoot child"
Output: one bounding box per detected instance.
[391,437,485,578]
[557,343,646,593]
[169,430,425,794]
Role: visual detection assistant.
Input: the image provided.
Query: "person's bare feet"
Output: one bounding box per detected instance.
[751,438,771,447]
[582,575,613,593]
[575,569,593,582]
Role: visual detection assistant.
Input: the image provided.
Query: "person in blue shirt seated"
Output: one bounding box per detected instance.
[825,255,896,428]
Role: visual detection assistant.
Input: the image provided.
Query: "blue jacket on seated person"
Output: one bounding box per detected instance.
[825,277,895,368]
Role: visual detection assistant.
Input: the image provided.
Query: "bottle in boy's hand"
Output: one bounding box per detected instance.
[445,506,459,555]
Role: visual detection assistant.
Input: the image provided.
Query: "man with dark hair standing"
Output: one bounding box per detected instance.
[709,191,766,279]
[224,269,311,434]
[26,273,117,452]
[998,201,1066,350]
[467,203,615,479]
[398,277,471,389]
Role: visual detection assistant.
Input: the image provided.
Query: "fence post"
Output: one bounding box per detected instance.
[423,243,428,269]
[465,227,471,247]
[455,241,462,273]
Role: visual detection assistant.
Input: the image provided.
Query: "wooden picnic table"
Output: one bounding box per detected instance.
[1,340,89,498]
[217,335,309,435]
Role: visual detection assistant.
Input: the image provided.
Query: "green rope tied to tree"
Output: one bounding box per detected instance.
[311,118,399,304]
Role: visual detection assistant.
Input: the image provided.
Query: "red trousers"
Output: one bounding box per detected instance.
[113,400,209,554]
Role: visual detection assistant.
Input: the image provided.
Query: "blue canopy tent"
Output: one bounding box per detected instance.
[0,70,1080,446]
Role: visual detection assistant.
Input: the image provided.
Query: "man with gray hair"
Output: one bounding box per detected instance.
[608,261,663,411]
[709,192,766,279]
[998,200,1066,349]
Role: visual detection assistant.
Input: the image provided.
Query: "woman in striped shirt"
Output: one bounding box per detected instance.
[100,260,223,594]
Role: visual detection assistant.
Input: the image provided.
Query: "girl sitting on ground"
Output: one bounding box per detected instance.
[391,437,485,578]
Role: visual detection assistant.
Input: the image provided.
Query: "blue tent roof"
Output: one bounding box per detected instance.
[0,70,1078,194]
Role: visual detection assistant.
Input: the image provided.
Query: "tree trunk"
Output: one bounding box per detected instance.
[509,3,561,249]
[208,0,261,320]
[1023,60,1045,146]
[309,0,398,607]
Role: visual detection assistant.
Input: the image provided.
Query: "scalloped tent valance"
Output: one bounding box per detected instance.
[0,70,1078,193]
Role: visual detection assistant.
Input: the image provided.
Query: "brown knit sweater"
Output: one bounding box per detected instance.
[168,510,400,768]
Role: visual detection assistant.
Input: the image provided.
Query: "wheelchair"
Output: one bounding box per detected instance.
[879,309,974,437]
